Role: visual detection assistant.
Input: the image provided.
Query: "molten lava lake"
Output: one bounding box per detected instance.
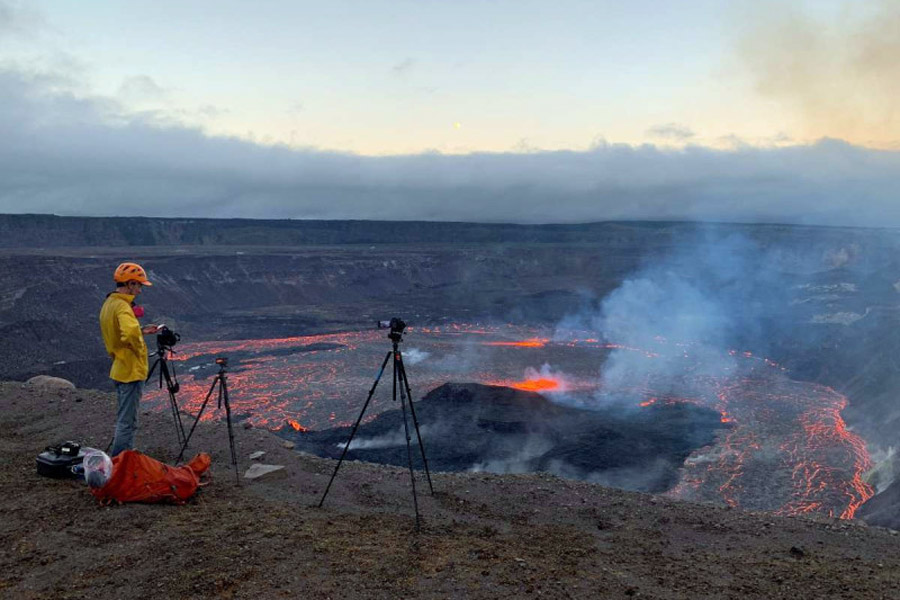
[146,324,873,519]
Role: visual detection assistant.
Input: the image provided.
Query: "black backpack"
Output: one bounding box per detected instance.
[36,441,86,479]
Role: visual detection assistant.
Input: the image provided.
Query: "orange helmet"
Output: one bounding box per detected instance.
[113,262,153,286]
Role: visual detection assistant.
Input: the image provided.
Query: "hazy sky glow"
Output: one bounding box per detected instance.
[1,0,899,224]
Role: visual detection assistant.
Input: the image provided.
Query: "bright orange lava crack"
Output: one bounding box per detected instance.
[484,338,549,348]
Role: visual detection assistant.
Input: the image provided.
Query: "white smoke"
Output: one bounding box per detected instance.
[344,426,405,450]
[557,232,812,395]
[402,347,430,365]
[546,457,676,493]
[428,338,493,374]
[469,436,554,474]
[595,273,737,392]
[865,446,897,493]
[344,424,437,451]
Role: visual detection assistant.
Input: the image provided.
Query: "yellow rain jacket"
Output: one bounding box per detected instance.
[99,292,149,383]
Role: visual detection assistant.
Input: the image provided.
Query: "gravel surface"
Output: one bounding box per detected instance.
[2,380,900,599]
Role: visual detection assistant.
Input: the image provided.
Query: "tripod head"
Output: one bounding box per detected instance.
[154,343,177,359]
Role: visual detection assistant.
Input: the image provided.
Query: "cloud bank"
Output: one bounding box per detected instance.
[2,64,900,225]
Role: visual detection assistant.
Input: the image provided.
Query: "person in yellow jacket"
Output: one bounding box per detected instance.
[100,262,160,456]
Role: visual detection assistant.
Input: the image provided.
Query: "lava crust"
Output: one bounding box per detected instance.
[290,382,725,492]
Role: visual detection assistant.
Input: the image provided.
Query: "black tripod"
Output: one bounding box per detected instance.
[146,343,188,450]
[107,341,188,455]
[319,318,433,528]
[176,357,240,485]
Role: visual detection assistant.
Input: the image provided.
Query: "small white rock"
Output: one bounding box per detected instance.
[25,375,76,392]
[244,464,286,480]
[249,451,266,461]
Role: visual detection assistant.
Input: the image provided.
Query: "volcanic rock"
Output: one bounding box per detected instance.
[858,479,900,530]
[244,464,286,480]
[290,382,724,493]
[24,375,75,393]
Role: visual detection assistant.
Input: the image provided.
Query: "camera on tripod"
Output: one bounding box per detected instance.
[322,314,433,525]
[146,326,186,449]
[377,317,407,343]
[377,317,406,334]
[156,325,180,349]
[177,354,239,483]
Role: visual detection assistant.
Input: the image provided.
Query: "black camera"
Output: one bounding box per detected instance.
[57,441,81,457]
[156,326,180,349]
[377,317,407,343]
[377,317,407,334]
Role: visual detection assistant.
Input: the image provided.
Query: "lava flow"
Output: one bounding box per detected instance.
[145,324,874,519]
[662,372,873,519]
[484,338,549,348]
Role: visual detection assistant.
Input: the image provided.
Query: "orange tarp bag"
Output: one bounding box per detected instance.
[91,450,211,505]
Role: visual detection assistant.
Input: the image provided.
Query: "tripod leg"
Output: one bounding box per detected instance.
[398,355,434,494]
[168,388,186,449]
[219,375,240,485]
[146,357,159,383]
[176,375,219,464]
[395,351,421,529]
[319,350,392,508]
[160,360,187,449]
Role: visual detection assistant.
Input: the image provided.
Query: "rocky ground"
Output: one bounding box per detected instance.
[2,380,900,600]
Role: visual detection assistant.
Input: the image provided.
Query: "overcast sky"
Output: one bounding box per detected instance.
[1,0,899,225]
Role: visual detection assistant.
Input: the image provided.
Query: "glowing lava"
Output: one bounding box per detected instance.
[286,419,308,432]
[145,324,873,519]
[660,374,874,519]
[484,338,549,348]
[508,377,561,392]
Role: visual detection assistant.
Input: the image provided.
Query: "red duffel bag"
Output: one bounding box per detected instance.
[90,450,211,505]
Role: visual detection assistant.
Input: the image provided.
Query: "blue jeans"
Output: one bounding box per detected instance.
[111,380,143,457]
